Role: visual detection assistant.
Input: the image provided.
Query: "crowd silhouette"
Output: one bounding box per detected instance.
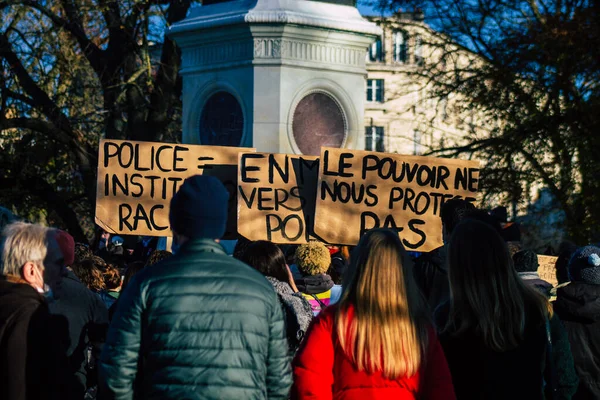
[1,174,599,399]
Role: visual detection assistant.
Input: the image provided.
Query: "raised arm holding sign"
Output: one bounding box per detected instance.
[313,147,480,251]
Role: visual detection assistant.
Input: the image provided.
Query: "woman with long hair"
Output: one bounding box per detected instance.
[436,219,575,399]
[293,228,455,399]
[241,241,313,353]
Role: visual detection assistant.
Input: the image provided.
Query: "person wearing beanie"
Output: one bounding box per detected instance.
[293,241,342,315]
[555,245,600,399]
[48,229,109,398]
[99,175,291,399]
[513,250,553,297]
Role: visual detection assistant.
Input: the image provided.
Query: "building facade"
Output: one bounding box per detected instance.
[363,13,470,156]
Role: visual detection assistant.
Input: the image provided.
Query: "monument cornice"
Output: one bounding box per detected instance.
[168,0,382,41]
[180,37,367,74]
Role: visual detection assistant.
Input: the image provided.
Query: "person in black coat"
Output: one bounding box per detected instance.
[49,254,109,397]
[436,219,577,400]
[414,199,474,312]
[554,245,600,399]
[0,222,73,400]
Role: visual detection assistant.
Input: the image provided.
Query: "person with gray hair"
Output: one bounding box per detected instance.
[0,221,71,400]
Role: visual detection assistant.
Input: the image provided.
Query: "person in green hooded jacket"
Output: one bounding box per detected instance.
[99,175,291,400]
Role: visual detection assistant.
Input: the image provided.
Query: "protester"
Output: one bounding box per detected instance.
[48,230,109,398]
[72,257,106,293]
[132,235,158,263]
[241,240,313,353]
[232,236,252,260]
[328,245,351,284]
[554,246,600,399]
[293,228,455,399]
[556,241,578,286]
[145,249,172,266]
[514,249,553,297]
[0,222,71,399]
[120,261,146,290]
[98,265,121,308]
[414,199,474,311]
[98,236,127,269]
[99,175,291,399]
[74,242,93,264]
[436,219,578,399]
[92,228,111,254]
[293,241,341,315]
[108,261,146,321]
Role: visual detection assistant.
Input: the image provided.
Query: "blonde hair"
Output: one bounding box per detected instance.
[295,241,331,275]
[1,222,50,276]
[336,229,430,379]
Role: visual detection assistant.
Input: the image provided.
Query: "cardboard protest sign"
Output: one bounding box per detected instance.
[313,147,480,251]
[237,153,319,244]
[95,139,254,238]
[537,255,558,287]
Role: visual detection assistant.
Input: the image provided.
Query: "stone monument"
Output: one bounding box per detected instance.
[169,0,380,155]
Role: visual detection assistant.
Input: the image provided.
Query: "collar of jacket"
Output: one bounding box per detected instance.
[4,274,29,285]
[178,238,226,255]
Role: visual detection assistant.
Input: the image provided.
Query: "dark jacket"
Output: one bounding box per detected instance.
[434,301,552,400]
[519,272,554,298]
[554,282,600,399]
[414,246,449,312]
[99,239,292,400]
[0,279,71,400]
[548,313,580,400]
[48,270,109,395]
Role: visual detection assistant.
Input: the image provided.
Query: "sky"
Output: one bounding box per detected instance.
[357,1,389,16]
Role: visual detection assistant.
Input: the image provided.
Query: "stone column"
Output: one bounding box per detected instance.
[169,0,381,155]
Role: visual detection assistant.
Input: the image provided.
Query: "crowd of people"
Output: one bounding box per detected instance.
[0,174,599,399]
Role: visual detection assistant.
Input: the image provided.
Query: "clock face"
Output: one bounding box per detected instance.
[292,92,346,156]
[199,92,244,147]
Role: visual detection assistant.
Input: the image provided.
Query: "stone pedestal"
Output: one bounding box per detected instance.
[169,0,381,155]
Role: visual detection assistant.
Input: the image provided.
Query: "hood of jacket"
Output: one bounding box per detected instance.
[296,273,334,294]
[266,276,313,333]
[555,282,600,323]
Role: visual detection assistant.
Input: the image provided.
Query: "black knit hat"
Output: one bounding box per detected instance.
[568,246,600,285]
[513,250,539,273]
[169,175,229,239]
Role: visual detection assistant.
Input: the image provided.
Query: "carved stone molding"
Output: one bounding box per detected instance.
[182,41,253,68]
[254,39,284,58]
[182,38,366,70]
[254,38,365,67]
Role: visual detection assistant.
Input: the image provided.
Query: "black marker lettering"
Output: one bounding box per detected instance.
[118,204,133,231]
[240,154,265,183]
[173,146,189,172]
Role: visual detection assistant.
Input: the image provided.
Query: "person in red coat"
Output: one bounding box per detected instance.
[292,228,455,400]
